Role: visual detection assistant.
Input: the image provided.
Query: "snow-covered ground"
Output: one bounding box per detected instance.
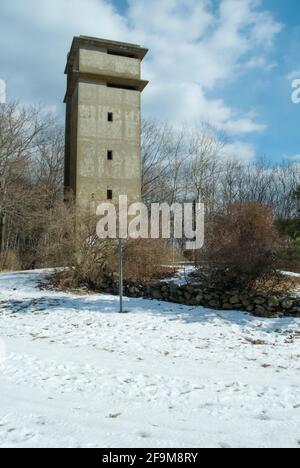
[162,264,196,285]
[0,270,300,448]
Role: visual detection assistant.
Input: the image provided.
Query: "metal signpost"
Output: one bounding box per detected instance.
[118,238,125,314]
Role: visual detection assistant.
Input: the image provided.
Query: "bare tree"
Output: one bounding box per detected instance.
[186,124,224,211]
[34,121,64,207]
[141,119,187,204]
[0,101,63,268]
[141,119,300,221]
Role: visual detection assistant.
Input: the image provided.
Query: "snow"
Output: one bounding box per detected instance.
[280,270,300,278]
[162,264,196,285]
[0,270,300,448]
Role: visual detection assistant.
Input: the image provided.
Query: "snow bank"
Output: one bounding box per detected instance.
[0,270,300,448]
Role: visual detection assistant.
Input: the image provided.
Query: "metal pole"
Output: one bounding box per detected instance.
[118,237,123,313]
[193,199,197,267]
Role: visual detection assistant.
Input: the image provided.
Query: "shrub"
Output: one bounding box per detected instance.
[36,201,77,268]
[275,218,300,240]
[276,237,300,272]
[198,202,279,289]
[123,238,179,281]
[274,218,300,271]
[38,201,178,291]
[37,201,118,289]
[0,250,22,272]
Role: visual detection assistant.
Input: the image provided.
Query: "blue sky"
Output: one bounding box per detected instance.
[0,0,299,163]
[218,0,300,162]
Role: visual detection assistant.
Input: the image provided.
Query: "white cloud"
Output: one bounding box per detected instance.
[0,0,127,37]
[127,0,281,132]
[0,0,281,135]
[287,70,300,81]
[0,79,6,104]
[285,154,300,162]
[242,56,277,70]
[221,141,256,163]
[144,82,265,135]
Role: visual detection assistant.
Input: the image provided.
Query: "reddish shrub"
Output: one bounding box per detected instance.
[199,203,279,289]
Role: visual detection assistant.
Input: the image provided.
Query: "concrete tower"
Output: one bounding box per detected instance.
[64,36,148,209]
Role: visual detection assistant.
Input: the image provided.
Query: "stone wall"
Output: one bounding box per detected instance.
[102,275,300,318]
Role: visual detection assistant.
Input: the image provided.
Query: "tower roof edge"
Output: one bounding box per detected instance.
[65,36,148,74]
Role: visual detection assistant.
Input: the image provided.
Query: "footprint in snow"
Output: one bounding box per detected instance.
[138,432,151,439]
[256,413,272,421]
[219,442,232,449]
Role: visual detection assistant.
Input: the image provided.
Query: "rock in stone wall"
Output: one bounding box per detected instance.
[120,279,300,318]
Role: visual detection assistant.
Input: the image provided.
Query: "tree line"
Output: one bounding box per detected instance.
[142,120,300,219]
[0,101,299,270]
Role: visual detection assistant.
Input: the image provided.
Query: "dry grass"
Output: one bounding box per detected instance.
[253,273,300,295]
[123,239,180,281]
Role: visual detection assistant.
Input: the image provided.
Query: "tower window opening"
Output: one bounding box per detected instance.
[107,189,113,200]
[107,150,113,161]
[107,83,136,91]
[107,49,136,59]
[108,112,113,122]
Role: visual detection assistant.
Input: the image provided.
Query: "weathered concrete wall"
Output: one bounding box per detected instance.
[64,84,79,197]
[79,47,141,79]
[76,81,142,207]
[69,85,79,196]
